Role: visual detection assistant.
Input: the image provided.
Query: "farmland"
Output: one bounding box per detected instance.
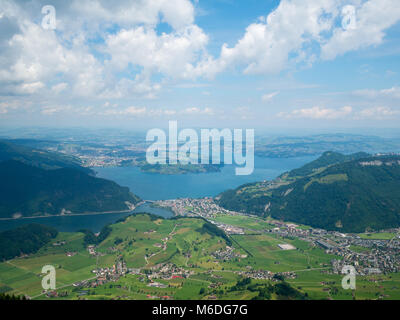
[1,213,400,300]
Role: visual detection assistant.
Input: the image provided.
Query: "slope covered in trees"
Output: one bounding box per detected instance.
[218,152,400,232]
[0,224,58,261]
[0,160,140,218]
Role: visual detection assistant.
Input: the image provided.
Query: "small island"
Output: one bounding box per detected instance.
[138,162,223,175]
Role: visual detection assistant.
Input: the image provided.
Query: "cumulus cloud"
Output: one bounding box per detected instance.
[321,0,400,60]
[0,18,104,97]
[205,0,400,75]
[104,24,209,80]
[0,0,203,99]
[0,0,399,118]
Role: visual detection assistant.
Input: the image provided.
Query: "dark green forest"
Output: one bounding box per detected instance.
[0,160,141,218]
[0,224,58,261]
[218,152,400,232]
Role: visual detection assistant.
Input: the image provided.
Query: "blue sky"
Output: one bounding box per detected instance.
[0,0,400,132]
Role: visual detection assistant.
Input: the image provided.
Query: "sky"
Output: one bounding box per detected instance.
[0,0,400,132]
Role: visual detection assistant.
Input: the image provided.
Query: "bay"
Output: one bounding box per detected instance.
[94,156,316,200]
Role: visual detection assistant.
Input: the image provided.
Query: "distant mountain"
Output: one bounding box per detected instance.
[218,152,400,232]
[0,140,92,174]
[0,160,141,218]
[0,224,58,261]
[255,134,400,158]
[287,151,370,178]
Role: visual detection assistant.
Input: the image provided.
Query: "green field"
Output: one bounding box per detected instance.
[1,213,399,300]
[212,214,275,231]
[358,232,398,240]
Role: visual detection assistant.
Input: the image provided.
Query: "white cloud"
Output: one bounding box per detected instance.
[104,24,209,80]
[0,0,203,100]
[262,91,279,102]
[41,105,73,115]
[321,0,400,60]
[358,106,399,119]
[0,0,400,117]
[279,105,353,119]
[182,107,214,115]
[100,76,162,100]
[68,0,195,31]
[353,86,400,99]
[41,107,59,115]
[16,81,45,94]
[163,109,177,116]
[102,105,147,116]
[204,0,400,76]
[209,0,339,75]
[51,82,68,94]
[98,105,217,118]
[124,106,147,115]
[0,19,104,97]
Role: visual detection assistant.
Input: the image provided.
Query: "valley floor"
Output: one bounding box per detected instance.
[1,199,400,300]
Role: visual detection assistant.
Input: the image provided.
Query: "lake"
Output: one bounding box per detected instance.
[0,156,316,232]
[93,156,316,200]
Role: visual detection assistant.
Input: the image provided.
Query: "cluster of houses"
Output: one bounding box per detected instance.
[265,215,400,276]
[90,257,129,287]
[146,263,194,281]
[330,245,400,276]
[155,197,234,218]
[212,246,247,261]
[236,269,297,281]
[70,257,131,290]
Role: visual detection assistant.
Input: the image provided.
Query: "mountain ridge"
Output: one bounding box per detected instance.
[217,152,400,232]
[0,139,92,174]
[0,160,141,218]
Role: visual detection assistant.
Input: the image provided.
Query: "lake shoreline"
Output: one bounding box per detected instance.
[0,156,316,232]
[0,201,147,221]
[0,202,175,232]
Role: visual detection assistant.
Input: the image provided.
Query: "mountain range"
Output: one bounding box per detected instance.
[218,151,400,232]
